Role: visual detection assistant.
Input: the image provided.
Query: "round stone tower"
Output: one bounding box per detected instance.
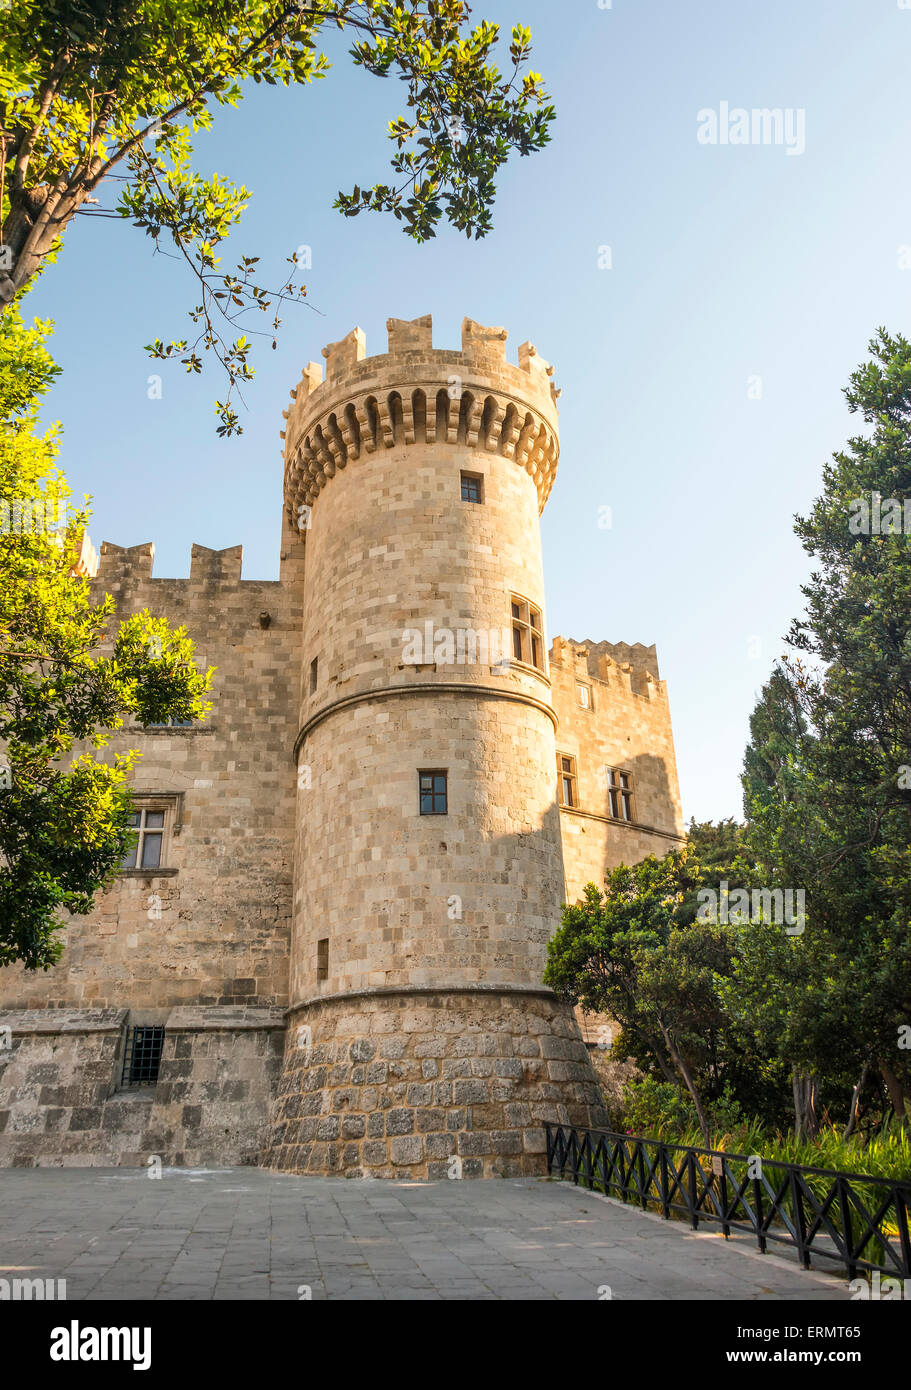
[265,314,607,1177]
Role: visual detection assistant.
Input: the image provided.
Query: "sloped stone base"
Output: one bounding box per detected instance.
[263,988,609,1178]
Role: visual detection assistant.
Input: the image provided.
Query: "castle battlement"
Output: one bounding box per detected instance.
[92,541,287,591]
[550,636,665,700]
[281,314,561,523]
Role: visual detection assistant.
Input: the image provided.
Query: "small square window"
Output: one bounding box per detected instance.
[557,753,578,808]
[122,805,169,871]
[419,770,448,815]
[460,472,483,504]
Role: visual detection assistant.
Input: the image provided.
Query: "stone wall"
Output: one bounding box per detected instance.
[0,1007,284,1167]
[550,636,686,901]
[265,989,608,1179]
[0,540,302,1014]
[0,312,687,1173]
[0,1010,127,1166]
[140,1007,286,1167]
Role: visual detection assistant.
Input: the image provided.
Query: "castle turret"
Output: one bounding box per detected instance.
[265,314,607,1178]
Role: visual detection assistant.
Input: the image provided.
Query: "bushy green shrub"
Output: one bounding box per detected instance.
[619,1078,697,1137]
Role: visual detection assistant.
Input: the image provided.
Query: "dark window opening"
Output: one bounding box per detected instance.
[419,770,448,815]
[460,472,483,504]
[122,1025,165,1087]
[317,937,329,982]
[309,656,318,695]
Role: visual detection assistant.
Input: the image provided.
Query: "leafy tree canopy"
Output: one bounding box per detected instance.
[0,0,554,431]
[0,306,212,969]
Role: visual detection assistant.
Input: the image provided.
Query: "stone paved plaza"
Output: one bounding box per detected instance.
[0,1167,850,1301]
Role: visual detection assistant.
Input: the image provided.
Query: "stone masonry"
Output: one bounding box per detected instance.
[0,313,684,1169]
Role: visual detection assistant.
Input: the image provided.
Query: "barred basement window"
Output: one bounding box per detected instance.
[510,594,544,671]
[317,937,329,982]
[419,770,448,815]
[121,1025,165,1087]
[607,768,634,822]
[557,753,578,808]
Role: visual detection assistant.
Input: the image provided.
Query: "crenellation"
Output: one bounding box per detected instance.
[322,326,366,379]
[461,316,508,360]
[96,540,155,586]
[387,313,433,354]
[189,543,243,585]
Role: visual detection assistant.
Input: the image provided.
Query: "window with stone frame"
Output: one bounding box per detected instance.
[607,767,635,822]
[120,798,180,871]
[557,753,578,808]
[510,594,545,671]
[419,770,448,815]
[577,681,592,709]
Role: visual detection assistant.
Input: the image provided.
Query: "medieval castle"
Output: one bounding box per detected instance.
[0,314,685,1175]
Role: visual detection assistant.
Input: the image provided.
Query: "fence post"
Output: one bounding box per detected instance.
[753,1172,766,1254]
[597,1134,608,1197]
[897,1187,911,1280]
[687,1149,700,1230]
[659,1143,670,1220]
[584,1131,594,1191]
[619,1138,630,1205]
[789,1167,811,1270]
[719,1157,730,1239]
[836,1176,857,1282]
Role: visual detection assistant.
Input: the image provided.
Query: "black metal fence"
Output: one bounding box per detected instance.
[545,1123,911,1281]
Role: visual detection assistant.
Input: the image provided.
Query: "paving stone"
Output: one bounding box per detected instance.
[0,1167,849,1302]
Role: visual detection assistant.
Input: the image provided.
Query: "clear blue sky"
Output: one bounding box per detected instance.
[26,0,911,824]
